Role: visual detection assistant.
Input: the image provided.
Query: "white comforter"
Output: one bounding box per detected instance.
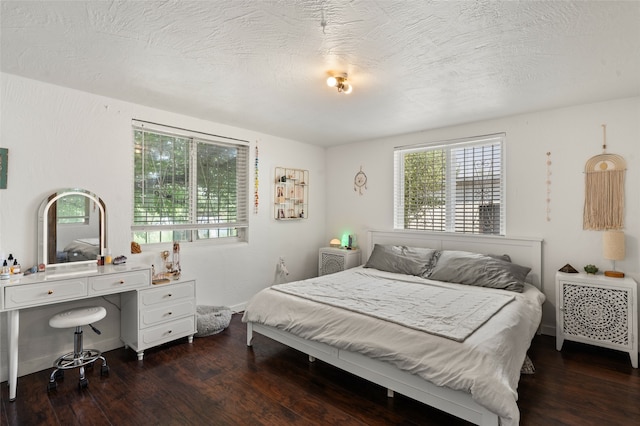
[242,268,545,425]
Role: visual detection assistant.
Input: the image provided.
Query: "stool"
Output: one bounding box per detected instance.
[47,306,110,392]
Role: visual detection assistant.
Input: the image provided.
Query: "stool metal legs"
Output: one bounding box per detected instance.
[47,325,110,392]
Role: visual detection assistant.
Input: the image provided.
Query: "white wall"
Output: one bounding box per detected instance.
[0,73,326,378]
[325,96,640,334]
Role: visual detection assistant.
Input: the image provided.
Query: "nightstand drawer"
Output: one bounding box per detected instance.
[141,316,196,346]
[140,299,196,328]
[5,279,88,309]
[89,269,150,294]
[140,281,194,307]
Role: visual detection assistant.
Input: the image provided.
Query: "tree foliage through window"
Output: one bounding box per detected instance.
[132,122,248,244]
[395,134,505,235]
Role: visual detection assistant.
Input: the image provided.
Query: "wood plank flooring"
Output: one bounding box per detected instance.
[1,313,639,425]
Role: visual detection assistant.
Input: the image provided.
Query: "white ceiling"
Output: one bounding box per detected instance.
[2,1,639,147]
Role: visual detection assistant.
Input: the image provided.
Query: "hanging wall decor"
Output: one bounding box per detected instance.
[583,124,626,230]
[0,148,8,189]
[254,141,259,214]
[274,167,308,220]
[546,152,552,222]
[353,166,367,195]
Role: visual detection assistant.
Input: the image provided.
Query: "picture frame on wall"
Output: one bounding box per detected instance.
[0,148,7,189]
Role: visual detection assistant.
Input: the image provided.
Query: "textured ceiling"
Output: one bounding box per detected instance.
[2,1,639,146]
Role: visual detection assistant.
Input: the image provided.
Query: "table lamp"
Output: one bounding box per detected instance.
[603,230,625,278]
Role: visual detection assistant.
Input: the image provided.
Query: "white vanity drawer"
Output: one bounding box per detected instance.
[4,278,88,309]
[140,300,196,328]
[141,316,196,346]
[120,277,196,360]
[140,281,194,307]
[89,269,150,295]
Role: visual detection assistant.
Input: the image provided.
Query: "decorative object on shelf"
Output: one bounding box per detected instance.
[329,238,341,248]
[354,166,367,195]
[131,241,142,254]
[603,230,625,278]
[583,124,626,230]
[583,264,598,275]
[274,167,308,220]
[558,263,578,273]
[172,241,181,279]
[326,72,353,94]
[545,151,551,222]
[341,233,357,249]
[112,255,127,265]
[254,140,259,214]
[151,264,170,284]
[0,147,8,189]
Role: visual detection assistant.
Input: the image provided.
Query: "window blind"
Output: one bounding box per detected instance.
[394,134,505,235]
[132,120,249,244]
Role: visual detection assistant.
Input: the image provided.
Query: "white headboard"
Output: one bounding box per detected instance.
[365,229,543,290]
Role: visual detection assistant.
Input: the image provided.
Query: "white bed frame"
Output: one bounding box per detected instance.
[246,230,543,426]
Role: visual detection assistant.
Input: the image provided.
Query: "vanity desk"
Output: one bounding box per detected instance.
[1,265,197,401]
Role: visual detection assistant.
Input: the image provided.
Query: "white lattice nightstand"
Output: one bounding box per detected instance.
[318,247,361,276]
[556,271,638,368]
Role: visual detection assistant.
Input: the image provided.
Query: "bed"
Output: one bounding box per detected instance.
[243,230,544,426]
[58,237,101,262]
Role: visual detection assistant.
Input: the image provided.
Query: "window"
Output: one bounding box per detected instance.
[132,120,249,245]
[394,133,505,235]
[57,194,90,225]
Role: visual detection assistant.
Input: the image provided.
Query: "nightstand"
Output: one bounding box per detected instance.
[556,271,638,368]
[318,247,361,276]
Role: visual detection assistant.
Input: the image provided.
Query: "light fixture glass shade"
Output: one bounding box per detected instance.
[326,76,337,87]
[603,230,625,260]
[342,83,352,94]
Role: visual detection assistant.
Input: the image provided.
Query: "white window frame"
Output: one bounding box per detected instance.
[394,133,506,235]
[131,120,250,245]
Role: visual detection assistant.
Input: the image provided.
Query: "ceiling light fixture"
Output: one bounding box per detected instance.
[326,73,352,94]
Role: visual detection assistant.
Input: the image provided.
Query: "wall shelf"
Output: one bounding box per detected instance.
[274,167,308,220]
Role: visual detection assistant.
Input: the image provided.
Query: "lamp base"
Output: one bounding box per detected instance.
[604,270,625,278]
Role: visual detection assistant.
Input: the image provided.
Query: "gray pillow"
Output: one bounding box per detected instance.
[364,244,437,276]
[488,253,511,262]
[427,250,530,292]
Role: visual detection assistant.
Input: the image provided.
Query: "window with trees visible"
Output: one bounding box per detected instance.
[57,194,91,225]
[132,121,249,245]
[394,134,505,235]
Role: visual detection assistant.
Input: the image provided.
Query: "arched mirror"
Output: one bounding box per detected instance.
[38,189,106,270]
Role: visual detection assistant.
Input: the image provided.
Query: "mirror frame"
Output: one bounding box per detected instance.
[38,189,106,270]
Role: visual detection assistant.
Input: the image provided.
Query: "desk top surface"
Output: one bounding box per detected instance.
[0,264,151,287]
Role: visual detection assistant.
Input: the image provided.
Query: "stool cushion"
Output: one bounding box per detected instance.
[195,305,232,337]
[49,306,107,328]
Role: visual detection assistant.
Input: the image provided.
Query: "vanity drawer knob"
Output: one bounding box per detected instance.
[119,280,125,284]
[168,312,172,315]
[47,290,54,295]
[168,330,172,334]
[168,293,172,297]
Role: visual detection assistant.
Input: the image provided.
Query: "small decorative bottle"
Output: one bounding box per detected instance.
[1,260,10,280]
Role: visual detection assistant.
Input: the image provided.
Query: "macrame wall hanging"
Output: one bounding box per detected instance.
[583,124,626,230]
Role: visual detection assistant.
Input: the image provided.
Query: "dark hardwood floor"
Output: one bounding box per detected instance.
[1,314,639,425]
